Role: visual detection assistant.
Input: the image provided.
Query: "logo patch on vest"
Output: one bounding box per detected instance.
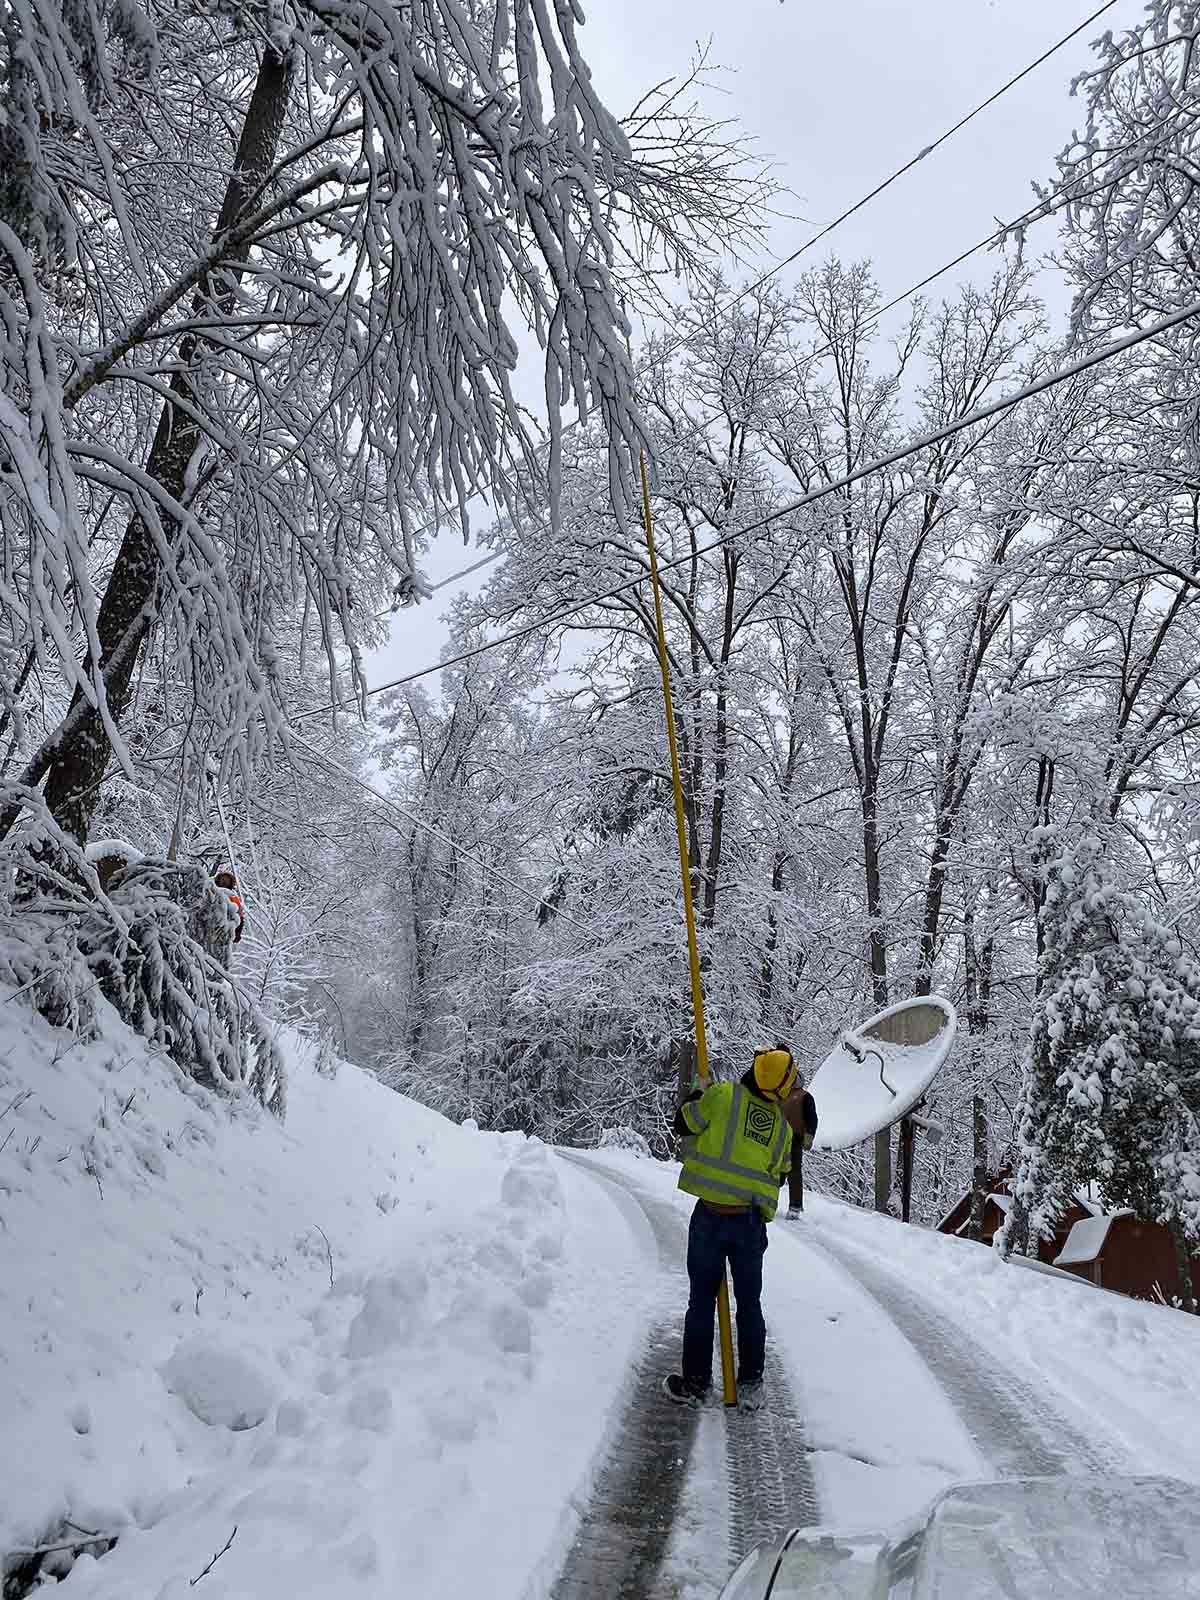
[743,1100,775,1147]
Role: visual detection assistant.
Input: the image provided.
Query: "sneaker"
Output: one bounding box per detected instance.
[738,1378,766,1411]
[662,1373,707,1407]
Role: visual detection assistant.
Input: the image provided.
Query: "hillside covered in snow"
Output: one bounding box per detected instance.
[0,989,646,1598]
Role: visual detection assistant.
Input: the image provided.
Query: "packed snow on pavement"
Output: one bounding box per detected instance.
[582,1149,1200,1540]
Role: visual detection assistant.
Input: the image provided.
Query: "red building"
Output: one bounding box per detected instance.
[937,1170,1199,1308]
[936,1169,1098,1267]
[1054,1211,1198,1306]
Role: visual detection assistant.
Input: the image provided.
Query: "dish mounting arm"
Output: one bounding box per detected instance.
[843,1032,896,1097]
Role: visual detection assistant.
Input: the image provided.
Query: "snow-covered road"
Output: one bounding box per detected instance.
[565,1151,1174,1600]
[800,1227,1118,1478]
[553,1155,816,1598]
[550,1157,707,1599]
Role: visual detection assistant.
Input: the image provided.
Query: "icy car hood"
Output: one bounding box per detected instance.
[719,1476,1200,1599]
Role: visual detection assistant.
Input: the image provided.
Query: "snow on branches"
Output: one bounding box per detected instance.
[1,0,764,846]
[81,858,285,1115]
[0,785,285,1114]
[1033,2,1200,346]
[1004,830,1200,1285]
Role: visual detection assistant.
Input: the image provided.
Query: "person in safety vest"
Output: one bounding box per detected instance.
[663,1045,801,1411]
[213,868,244,945]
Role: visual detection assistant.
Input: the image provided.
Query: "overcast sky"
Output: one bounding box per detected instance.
[363,0,1145,698]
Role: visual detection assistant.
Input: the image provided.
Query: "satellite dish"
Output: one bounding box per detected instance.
[807,994,957,1151]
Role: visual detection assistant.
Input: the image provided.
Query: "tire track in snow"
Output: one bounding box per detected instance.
[554,1156,820,1594]
[551,1156,702,1599]
[809,1229,1121,1477]
[549,1314,705,1599]
[724,1347,819,1555]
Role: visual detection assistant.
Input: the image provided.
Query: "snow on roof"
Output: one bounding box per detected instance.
[935,1188,1011,1233]
[938,1177,1109,1242]
[935,1199,965,1233]
[1073,1182,1107,1217]
[1054,1210,1135,1267]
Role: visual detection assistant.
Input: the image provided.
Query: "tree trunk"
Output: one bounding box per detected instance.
[758,851,787,1018]
[36,44,295,844]
[1031,757,1055,976]
[914,808,955,997]
[757,703,802,1023]
[969,1094,988,1242]
[1169,1220,1197,1314]
[963,898,994,1241]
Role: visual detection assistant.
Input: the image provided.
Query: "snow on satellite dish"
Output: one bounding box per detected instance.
[807,995,957,1151]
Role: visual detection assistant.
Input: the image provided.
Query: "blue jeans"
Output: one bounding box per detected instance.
[682,1200,768,1390]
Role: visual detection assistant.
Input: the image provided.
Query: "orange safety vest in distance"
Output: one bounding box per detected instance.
[220,889,244,940]
[678,1081,792,1221]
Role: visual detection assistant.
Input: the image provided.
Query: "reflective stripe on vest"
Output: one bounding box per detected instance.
[678,1081,792,1221]
[681,1095,709,1135]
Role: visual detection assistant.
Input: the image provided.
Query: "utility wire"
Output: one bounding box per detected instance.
[296,293,1200,722]
[386,143,1144,617]
[291,2,1131,911]
[373,1,1119,615]
[293,733,594,935]
[643,0,1120,376]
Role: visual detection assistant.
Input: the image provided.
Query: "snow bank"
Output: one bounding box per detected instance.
[0,986,645,1598]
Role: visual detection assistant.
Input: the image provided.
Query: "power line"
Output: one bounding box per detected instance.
[287,4,1139,907]
[370,548,503,625]
[367,1,1119,615]
[293,732,594,935]
[383,146,1142,621]
[295,294,1200,720]
[644,0,1120,375]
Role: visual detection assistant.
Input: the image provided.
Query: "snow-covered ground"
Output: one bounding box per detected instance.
[0,987,648,1598]
[4,989,1200,1598]
[807,1190,1200,1485]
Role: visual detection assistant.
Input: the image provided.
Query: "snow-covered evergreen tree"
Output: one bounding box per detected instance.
[1003,830,1200,1305]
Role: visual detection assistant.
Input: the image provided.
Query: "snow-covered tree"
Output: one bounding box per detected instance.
[1034,2,1200,342]
[1,0,768,846]
[1002,831,1200,1306]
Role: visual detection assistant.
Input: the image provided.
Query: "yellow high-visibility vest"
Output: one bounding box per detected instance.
[678,1080,792,1221]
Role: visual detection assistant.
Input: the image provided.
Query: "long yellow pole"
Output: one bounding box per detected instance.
[638,451,738,1408]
